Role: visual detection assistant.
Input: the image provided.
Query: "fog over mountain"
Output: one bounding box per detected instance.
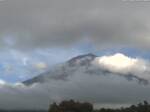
[23,53,150,85]
[0,53,149,110]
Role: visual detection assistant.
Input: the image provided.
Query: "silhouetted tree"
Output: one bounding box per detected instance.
[49,100,150,112]
[49,102,58,112]
[49,100,93,112]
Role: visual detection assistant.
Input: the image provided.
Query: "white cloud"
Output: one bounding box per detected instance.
[34,62,48,70]
[0,53,149,110]
[92,53,150,81]
[0,80,6,85]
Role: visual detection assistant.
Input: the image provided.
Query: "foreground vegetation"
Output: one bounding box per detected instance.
[49,100,150,112]
[0,100,149,112]
[0,110,47,112]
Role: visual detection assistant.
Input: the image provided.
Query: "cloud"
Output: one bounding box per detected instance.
[0,53,149,110]
[0,0,149,50]
[0,0,150,110]
[0,71,150,110]
[34,62,48,70]
[92,53,150,82]
[0,47,83,82]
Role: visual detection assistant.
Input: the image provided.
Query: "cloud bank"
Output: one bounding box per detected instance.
[0,0,150,50]
[0,0,150,109]
[0,72,150,110]
[0,53,149,110]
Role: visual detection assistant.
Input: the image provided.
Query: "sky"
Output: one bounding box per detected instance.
[0,0,150,82]
[0,0,150,110]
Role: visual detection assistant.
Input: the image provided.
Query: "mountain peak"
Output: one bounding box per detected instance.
[68,53,97,66]
[23,53,97,85]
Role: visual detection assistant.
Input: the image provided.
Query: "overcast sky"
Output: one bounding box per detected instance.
[0,0,150,49]
[0,0,150,110]
[0,0,150,82]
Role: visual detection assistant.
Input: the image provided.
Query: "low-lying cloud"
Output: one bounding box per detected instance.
[0,72,150,110]
[0,53,149,110]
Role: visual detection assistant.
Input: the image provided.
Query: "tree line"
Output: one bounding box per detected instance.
[49,100,150,112]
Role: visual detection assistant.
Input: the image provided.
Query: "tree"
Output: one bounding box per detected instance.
[49,102,58,112]
[49,100,93,112]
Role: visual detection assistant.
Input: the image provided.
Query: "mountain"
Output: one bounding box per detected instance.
[23,53,97,85]
[23,53,148,85]
[67,53,97,66]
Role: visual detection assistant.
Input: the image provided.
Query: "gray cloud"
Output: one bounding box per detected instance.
[0,0,150,110]
[0,71,150,110]
[0,0,150,50]
[0,53,150,110]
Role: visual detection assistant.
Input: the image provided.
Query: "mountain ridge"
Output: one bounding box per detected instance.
[23,53,149,86]
[23,53,97,85]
